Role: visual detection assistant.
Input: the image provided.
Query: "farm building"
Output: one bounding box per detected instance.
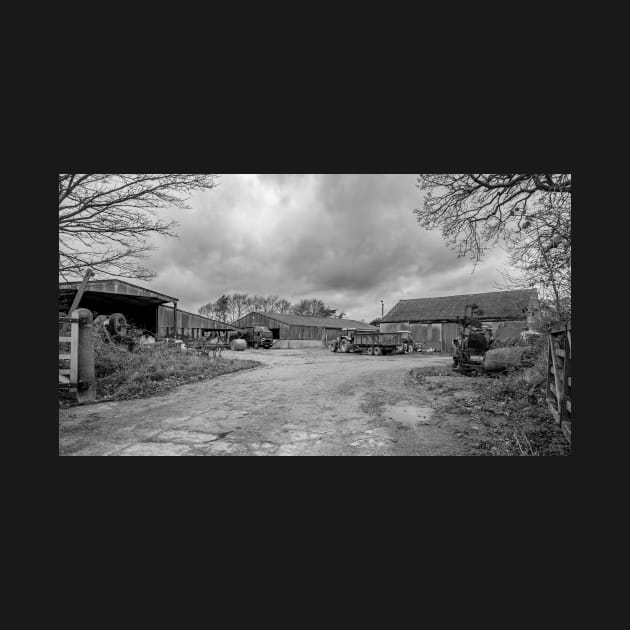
[59,279,235,339]
[157,306,236,339]
[381,289,540,352]
[233,312,378,349]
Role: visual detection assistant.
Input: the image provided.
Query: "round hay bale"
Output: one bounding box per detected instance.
[483,347,528,372]
[230,339,247,352]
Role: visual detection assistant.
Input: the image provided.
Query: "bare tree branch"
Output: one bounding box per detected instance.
[58,174,220,280]
[415,174,571,321]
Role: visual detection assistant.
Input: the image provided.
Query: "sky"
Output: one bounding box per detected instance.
[138,174,510,322]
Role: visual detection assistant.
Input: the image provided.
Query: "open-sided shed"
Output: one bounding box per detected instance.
[59,279,237,340]
[59,279,179,337]
[233,312,377,349]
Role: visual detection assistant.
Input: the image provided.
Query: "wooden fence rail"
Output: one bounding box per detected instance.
[546,321,571,444]
[59,308,96,404]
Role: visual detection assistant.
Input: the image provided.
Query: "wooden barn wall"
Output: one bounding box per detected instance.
[235,312,268,328]
[381,321,442,341]
[234,312,294,339]
[382,321,445,350]
[380,322,407,334]
[382,317,537,352]
[441,323,459,352]
[158,306,234,338]
[234,313,329,341]
[235,312,289,336]
[286,325,322,341]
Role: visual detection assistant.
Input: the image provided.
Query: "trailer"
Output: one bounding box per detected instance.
[329,328,414,356]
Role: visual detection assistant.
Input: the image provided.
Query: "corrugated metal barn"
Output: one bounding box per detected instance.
[157,306,235,339]
[233,312,378,349]
[59,279,235,339]
[381,289,540,352]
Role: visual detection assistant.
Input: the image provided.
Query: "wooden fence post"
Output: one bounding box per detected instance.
[74,308,96,404]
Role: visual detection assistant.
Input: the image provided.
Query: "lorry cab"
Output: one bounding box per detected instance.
[240,326,273,349]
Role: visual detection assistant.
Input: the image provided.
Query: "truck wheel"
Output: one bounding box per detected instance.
[373,347,383,356]
[340,339,351,353]
[453,358,459,368]
[253,342,259,349]
[367,347,374,355]
[329,343,338,353]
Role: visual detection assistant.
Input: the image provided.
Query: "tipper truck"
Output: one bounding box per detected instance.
[329,328,414,355]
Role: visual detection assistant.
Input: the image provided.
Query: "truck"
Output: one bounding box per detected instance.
[329,328,415,355]
[239,326,274,349]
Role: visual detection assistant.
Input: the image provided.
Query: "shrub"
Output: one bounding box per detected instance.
[62,329,261,404]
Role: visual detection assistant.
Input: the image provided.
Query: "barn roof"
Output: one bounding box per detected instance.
[236,312,378,330]
[59,279,178,305]
[382,290,537,323]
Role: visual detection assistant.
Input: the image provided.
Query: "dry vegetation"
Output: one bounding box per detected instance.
[472,367,569,456]
[59,333,260,407]
[409,342,570,456]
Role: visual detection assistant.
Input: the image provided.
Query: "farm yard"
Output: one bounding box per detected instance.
[59,174,571,456]
[58,346,568,456]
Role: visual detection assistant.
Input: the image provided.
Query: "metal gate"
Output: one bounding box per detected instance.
[59,308,96,404]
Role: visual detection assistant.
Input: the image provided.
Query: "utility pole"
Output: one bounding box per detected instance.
[381,300,384,320]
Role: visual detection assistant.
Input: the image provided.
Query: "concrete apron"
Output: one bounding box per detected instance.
[273,340,324,349]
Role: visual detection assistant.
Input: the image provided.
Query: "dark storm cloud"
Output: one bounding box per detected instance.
[138,174,508,320]
[276,174,470,292]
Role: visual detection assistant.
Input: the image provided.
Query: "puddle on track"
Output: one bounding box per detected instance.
[383,405,433,427]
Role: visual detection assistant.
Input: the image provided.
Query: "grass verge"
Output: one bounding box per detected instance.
[59,335,261,407]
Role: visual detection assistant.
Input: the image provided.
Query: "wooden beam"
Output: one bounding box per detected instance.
[60,269,93,337]
[549,336,562,407]
[67,268,93,314]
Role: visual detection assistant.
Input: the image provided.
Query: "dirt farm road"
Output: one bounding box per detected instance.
[59,348,489,456]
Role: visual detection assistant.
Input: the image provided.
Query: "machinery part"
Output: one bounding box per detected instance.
[373,346,383,356]
[329,342,338,353]
[108,313,128,338]
[253,342,259,349]
[94,314,109,329]
[367,347,374,356]
[468,331,489,354]
[453,358,459,368]
[340,339,352,353]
